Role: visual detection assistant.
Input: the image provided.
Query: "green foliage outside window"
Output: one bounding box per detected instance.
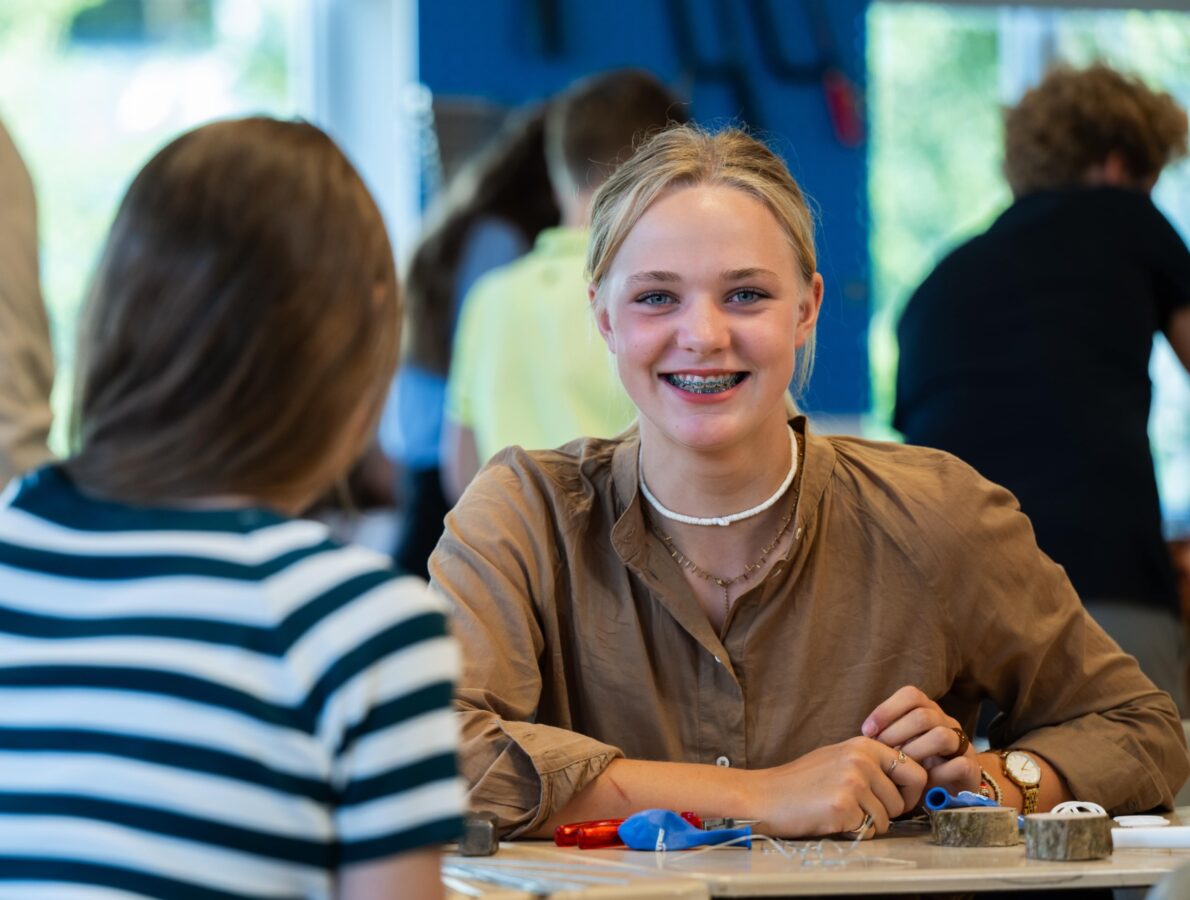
[866,4,1008,437]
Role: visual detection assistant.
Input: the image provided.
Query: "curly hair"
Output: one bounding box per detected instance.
[1003,62,1188,196]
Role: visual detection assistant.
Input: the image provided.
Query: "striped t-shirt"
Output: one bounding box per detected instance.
[0,466,465,899]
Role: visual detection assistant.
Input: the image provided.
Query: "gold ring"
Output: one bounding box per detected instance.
[851,813,874,836]
[887,748,908,775]
[948,727,970,759]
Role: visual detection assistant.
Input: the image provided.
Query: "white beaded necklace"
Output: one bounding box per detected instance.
[638,426,799,527]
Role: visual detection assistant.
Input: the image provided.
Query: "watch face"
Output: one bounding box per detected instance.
[1006,750,1041,786]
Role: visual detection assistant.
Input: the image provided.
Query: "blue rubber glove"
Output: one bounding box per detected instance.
[618,809,751,851]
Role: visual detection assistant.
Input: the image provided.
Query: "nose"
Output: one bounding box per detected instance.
[677,296,729,354]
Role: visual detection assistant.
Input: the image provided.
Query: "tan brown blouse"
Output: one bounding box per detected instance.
[430,419,1188,835]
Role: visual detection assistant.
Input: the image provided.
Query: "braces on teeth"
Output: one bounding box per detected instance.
[666,373,743,393]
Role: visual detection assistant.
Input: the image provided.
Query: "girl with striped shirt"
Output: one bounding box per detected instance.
[0,117,464,899]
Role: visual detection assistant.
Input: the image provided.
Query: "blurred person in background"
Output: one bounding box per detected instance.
[382,105,559,579]
[895,63,1190,709]
[0,117,463,899]
[0,117,54,483]
[442,68,686,501]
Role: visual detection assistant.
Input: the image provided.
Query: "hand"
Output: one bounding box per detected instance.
[861,685,979,798]
[743,736,927,839]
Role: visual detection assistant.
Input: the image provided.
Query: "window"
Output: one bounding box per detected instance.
[0,0,296,452]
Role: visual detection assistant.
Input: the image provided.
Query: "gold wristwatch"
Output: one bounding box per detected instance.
[1000,749,1041,815]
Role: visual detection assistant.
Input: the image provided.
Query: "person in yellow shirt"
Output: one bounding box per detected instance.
[442,69,684,499]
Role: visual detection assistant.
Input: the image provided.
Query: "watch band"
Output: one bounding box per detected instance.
[1016,780,1039,815]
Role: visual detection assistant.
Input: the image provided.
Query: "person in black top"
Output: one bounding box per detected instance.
[895,63,1190,709]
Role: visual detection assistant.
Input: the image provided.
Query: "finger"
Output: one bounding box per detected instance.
[872,706,945,749]
[869,760,907,820]
[856,788,890,838]
[901,723,969,762]
[925,755,982,795]
[884,749,929,811]
[861,685,932,739]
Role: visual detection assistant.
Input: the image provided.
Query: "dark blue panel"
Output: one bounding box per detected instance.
[419,0,870,415]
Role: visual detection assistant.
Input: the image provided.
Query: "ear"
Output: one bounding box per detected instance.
[795,273,824,348]
[590,283,616,354]
[1099,151,1134,186]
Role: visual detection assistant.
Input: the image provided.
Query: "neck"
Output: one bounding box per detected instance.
[557,188,593,229]
[638,417,795,523]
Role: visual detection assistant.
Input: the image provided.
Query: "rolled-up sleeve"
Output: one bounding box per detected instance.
[430,457,623,835]
[935,463,1190,812]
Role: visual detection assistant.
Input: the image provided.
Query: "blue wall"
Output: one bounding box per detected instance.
[418,0,870,415]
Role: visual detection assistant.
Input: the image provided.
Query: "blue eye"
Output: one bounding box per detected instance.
[636,292,676,306]
[729,288,765,304]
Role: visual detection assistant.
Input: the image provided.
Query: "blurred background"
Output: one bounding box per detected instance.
[0,0,1187,533]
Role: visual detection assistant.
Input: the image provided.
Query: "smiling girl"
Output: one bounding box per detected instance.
[431,126,1188,840]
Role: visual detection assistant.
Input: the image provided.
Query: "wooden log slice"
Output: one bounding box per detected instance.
[1024,813,1112,861]
[931,807,1019,847]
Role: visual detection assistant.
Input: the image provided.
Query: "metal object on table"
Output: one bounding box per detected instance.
[699,816,760,831]
[460,811,500,857]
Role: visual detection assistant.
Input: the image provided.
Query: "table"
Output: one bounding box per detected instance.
[444,809,1190,897]
[443,847,708,898]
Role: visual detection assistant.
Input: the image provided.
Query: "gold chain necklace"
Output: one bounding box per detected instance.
[654,498,797,619]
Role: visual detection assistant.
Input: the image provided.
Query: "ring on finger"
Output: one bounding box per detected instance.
[886,749,908,776]
[946,727,970,760]
[851,813,874,836]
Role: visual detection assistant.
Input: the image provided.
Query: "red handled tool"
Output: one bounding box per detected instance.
[555,811,703,849]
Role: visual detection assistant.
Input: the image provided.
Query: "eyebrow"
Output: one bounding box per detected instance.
[625,267,779,285]
[722,267,779,281]
[626,270,681,284]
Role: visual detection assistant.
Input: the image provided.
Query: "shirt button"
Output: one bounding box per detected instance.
[716,756,731,767]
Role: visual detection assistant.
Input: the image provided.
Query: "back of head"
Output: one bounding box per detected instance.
[1003,62,1188,195]
[587,124,819,393]
[546,68,687,195]
[69,116,399,510]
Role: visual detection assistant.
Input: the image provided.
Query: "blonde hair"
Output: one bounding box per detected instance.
[1004,62,1188,195]
[587,125,819,393]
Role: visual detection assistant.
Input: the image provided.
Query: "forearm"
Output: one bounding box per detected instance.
[337,848,444,900]
[529,737,929,841]
[529,758,753,837]
[978,751,1072,813]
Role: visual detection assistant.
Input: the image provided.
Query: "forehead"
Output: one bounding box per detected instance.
[608,184,796,277]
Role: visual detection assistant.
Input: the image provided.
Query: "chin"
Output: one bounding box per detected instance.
[650,416,750,452]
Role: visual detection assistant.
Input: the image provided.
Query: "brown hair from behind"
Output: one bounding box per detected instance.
[67,116,400,512]
[587,125,819,394]
[546,68,687,196]
[1003,62,1188,196]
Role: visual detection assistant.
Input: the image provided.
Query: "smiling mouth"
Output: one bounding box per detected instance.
[662,372,748,394]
